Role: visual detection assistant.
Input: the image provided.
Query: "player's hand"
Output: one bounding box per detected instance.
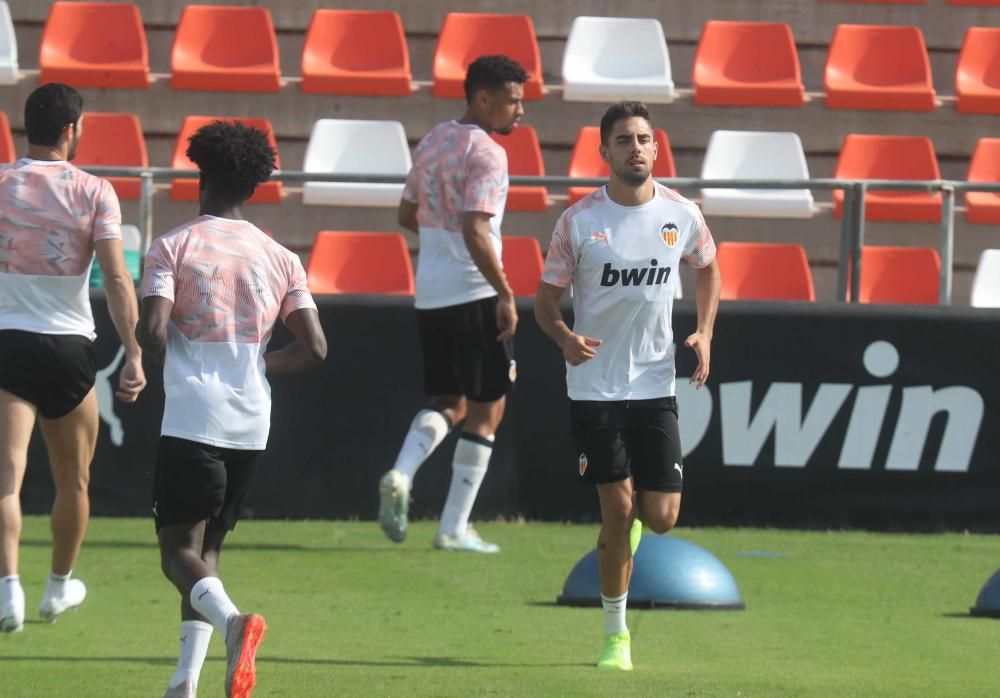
[684,331,712,389]
[116,354,147,403]
[496,294,518,342]
[561,333,602,366]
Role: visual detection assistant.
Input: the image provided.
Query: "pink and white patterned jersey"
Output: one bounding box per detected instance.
[142,215,317,449]
[542,183,716,400]
[402,120,508,309]
[0,158,122,339]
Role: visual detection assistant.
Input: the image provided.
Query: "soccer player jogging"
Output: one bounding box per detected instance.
[136,122,326,698]
[0,84,146,634]
[535,102,721,670]
[377,55,526,553]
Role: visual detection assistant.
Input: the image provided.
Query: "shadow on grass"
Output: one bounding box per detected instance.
[3,655,587,669]
[941,612,999,620]
[18,539,426,554]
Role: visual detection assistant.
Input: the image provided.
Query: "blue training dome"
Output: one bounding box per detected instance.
[557,535,744,610]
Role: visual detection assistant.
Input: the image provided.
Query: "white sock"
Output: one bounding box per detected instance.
[168,620,213,689]
[601,592,628,634]
[189,577,239,638]
[438,433,492,538]
[392,409,451,483]
[45,571,71,598]
[1,574,23,605]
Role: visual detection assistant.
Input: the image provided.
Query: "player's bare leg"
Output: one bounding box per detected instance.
[596,479,635,670]
[163,522,227,698]
[635,490,681,535]
[434,396,504,553]
[37,389,98,622]
[0,388,35,632]
[160,521,265,698]
[379,394,465,542]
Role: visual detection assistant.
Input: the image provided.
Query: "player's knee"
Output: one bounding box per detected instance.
[602,501,635,530]
[52,467,89,492]
[644,505,680,534]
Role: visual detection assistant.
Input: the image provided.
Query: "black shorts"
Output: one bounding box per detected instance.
[570,397,684,493]
[0,329,96,419]
[417,296,514,403]
[153,436,263,533]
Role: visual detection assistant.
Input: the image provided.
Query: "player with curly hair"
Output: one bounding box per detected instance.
[137,120,327,698]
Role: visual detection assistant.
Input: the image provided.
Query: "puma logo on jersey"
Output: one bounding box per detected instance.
[600,260,672,287]
[591,231,609,244]
[674,462,683,478]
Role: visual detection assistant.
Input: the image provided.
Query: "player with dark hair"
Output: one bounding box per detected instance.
[137,120,327,698]
[536,101,721,670]
[377,54,527,552]
[0,83,146,634]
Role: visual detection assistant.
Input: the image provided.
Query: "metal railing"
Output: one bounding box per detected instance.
[81,166,1000,306]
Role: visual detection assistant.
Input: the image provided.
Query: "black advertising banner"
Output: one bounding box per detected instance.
[20,295,1000,531]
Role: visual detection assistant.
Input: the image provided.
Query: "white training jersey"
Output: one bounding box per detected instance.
[402,120,508,310]
[0,158,122,339]
[141,215,317,450]
[542,183,716,401]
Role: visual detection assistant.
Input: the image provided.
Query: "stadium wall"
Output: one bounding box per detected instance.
[20,295,1000,531]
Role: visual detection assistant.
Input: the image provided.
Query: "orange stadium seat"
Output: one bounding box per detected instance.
[0,111,13,163]
[693,21,804,107]
[833,135,942,222]
[716,242,815,301]
[567,127,676,206]
[306,231,414,295]
[170,116,281,203]
[857,246,940,305]
[73,113,147,200]
[501,236,544,297]
[948,0,1000,5]
[40,2,149,88]
[956,28,1000,115]
[965,138,1000,224]
[171,5,280,92]
[300,9,411,96]
[825,25,935,111]
[432,13,543,100]
[492,126,547,212]
[821,1,925,4]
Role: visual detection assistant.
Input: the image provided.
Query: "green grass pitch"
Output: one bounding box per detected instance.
[2,516,998,697]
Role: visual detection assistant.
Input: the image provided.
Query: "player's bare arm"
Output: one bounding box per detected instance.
[94,237,146,402]
[397,197,419,234]
[264,308,327,375]
[462,210,517,341]
[685,258,721,388]
[136,295,173,368]
[535,281,602,366]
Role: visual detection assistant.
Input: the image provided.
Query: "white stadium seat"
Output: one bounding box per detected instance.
[121,224,142,253]
[302,119,411,207]
[700,130,814,219]
[971,249,1000,308]
[0,2,18,85]
[561,17,673,103]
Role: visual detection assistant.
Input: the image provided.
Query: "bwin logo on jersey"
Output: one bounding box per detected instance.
[661,222,679,248]
[600,259,672,287]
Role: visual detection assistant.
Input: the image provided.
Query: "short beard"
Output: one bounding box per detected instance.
[619,170,650,186]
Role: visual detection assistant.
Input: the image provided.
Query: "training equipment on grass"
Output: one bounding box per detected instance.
[557,535,744,610]
[969,568,1000,617]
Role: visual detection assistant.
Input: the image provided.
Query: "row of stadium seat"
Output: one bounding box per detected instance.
[3,111,994,224]
[86,224,1000,308]
[6,3,999,113]
[303,231,1000,308]
[305,232,543,299]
